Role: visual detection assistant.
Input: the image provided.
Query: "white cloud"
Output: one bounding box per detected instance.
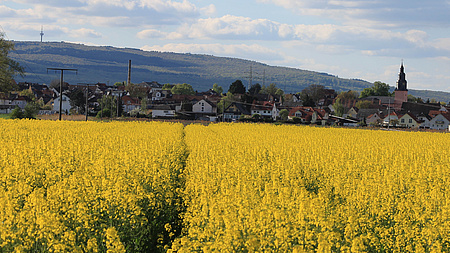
[137,29,167,39]
[168,15,447,59]
[258,0,450,28]
[71,28,102,38]
[3,0,201,28]
[0,5,17,17]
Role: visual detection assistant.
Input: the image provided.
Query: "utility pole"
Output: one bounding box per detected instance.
[127,60,131,86]
[47,68,77,120]
[116,92,122,117]
[78,83,93,121]
[86,84,89,121]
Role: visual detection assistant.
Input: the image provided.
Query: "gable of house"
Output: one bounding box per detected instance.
[429,113,450,130]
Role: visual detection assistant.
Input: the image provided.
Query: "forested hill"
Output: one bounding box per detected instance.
[8,41,450,101]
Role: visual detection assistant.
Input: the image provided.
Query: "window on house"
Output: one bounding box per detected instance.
[409,119,412,123]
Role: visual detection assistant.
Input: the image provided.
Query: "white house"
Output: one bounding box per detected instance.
[11,96,28,109]
[429,113,450,130]
[398,112,421,128]
[122,95,140,113]
[271,104,279,121]
[53,95,71,113]
[382,112,399,126]
[417,114,432,128]
[366,113,382,125]
[152,105,176,118]
[250,102,273,118]
[192,99,217,114]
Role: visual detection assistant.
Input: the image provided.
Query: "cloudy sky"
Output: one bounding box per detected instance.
[1,0,450,92]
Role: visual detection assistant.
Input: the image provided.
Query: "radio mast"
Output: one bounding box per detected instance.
[40,26,44,42]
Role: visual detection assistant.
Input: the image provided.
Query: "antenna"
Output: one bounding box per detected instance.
[40,26,44,42]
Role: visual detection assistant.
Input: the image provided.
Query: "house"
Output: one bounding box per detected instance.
[398,112,421,128]
[11,95,30,109]
[53,95,71,113]
[328,115,359,127]
[417,113,432,128]
[356,109,383,122]
[122,95,140,113]
[382,112,400,126]
[288,107,328,124]
[345,107,359,119]
[192,99,217,121]
[366,113,383,126]
[251,102,273,118]
[223,102,251,121]
[192,99,217,114]
[429,113,450,130]
[150,88,171,101]
[151,104,176,118]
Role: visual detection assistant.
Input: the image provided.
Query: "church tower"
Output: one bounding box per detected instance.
[394,62,408,110]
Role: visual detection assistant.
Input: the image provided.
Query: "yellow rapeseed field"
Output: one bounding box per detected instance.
[1,120,449,252]
[0,119,186,252]
[173,123,450,252]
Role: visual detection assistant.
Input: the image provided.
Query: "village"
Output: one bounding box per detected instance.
[1,64,449,131]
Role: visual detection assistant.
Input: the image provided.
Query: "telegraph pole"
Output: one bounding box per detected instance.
[47,68,77,120]
[78,83,93,121]
[86,84,89,121]
[127,60,132,86]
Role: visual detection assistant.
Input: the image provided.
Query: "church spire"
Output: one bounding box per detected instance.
[396,61,407,91]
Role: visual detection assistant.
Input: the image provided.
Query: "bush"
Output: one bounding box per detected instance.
[292,117,302,124]
[252,114,262,122]
[23,102,40,119]
[10,106,24,119]
[97,108,111,118]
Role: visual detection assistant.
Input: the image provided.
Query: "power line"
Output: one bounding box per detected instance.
[47,68,78,120]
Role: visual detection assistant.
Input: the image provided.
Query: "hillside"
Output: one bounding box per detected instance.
[9,41,450,101]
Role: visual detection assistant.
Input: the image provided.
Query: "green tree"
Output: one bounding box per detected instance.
[212,83,223,95]
[69,88,86,114]
[162,83,174,90]
[98,95,123,117]
[0,34,24,93]
[10,106,24,119]
[217,92,236,113]
[228,80,246,94]
[336,90,358,102]
[300,84,325,106]
[171,83,195,95]
[114,81,125,86]
[141,97,149,111]
[360,81,391,98]
[23,101,40,119]
[279,109,289,121]
[332,98,345,117]
[355,100,372,109]
[126,82,147,98]
[19,89,35,100]
[260,83,279,95]
[248,83,261,95]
